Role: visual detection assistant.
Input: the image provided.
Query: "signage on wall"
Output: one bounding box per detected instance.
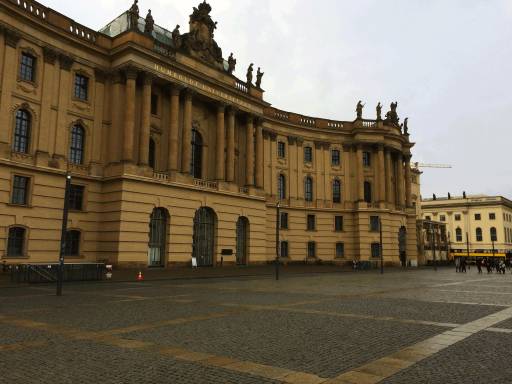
[191,257,197,268]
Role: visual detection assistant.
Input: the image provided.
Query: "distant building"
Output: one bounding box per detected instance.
[421,195,512,259]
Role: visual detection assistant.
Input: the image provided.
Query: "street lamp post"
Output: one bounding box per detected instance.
[431,225,437,271]
[379,218,383,274]
[492,239,496,259]
[275,201,280,281]
[57,173,71,296]
[466,232,470,261]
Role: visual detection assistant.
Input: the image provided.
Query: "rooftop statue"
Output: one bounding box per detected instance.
[227,53,236,75]
[403,117,409,135]
[356,100,364,119]
[172,24,181,48]
[144,9,154,34]
[246,63,254,85]
[376,102,382,120]
[179,1,223,69]
[256,67,264,88]
[384,101,400,126]
[128,0,139,30]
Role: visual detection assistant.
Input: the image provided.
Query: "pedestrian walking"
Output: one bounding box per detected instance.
[476,258,482,274]
[460,257,467,273]
[455,257,460,273]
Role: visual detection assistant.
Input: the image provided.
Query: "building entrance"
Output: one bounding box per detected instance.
[193,207,216,267]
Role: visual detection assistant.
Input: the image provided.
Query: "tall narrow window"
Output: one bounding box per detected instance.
[64,230,81,256]
[190,129,203,178]
[334,216,343,232]
[456,227,462,242]
[278,174,286,200]
[69,124,85,165]
[74,74,89,101]
[476,227,483,242]
[304,146,313,163]
[11,175,29,205]
[370,216,380,232]
[307,241,316,258]
[332,179,341,203]
[8,227,26,257]
[336,242,345,258]
[331,149,340,166]
[149,138,156,169]
[68,185,85,211]
[280,241,289,258]
[364,181,372,203]
[490,227,497,242]
[304,176,313,202]
[277,141,286,158]
[151,94,158,115]
[20,52,36,82]
[307,214,316,231]
[363,151,371,167]
[280,212,288,230]
[13,109,31,153]
[371,242,381,258]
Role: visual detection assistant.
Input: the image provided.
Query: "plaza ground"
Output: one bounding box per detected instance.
[1,267,512,383]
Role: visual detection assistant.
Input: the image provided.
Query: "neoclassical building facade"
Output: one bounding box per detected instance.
[0,0,417,268]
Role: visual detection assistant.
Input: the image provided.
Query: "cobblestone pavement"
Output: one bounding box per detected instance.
[1,268,512,383]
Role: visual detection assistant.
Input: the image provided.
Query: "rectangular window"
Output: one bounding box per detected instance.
[20,53,36,82]
[74,74,89,101]
[151,94,158,115]
[280,212,288,230]
[307,214,316,231]
[425,216,431,221]
[7,227,26,257]
[475,214,481,221]
[64,231,80,256]
[307,241,316,258]
[280,241,288,258]
[371,243,381,258]
[370,216,380,232]
[68,185,85,211]
[278,141,286,158]
[331,149,340,166]
[455,214,461,221]
[336,242,345,258]
[11,175,29,205]
[334,216,343,232]
[304,146,313,163]
[363,151,371,167]
[440,215,446,222]
[489,213,496,220]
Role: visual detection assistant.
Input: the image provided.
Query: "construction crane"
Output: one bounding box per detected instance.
[414,162,452,169]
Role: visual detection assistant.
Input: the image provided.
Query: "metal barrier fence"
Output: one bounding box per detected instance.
[10,263,105,283]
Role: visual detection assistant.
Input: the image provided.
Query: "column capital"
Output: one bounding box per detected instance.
[227,106,238,116]
[342,143,352,151]
[268,131,277,141]
[216,102,227,113]
[168,83,184,96]
[246,114,254,124]
[377,143,385,151]
[4,29,21,48]
[94,68,107,84]
[111,70,124,84]
[58,54,74,71]
[403,153,412,162]
[287,136,297,145]
[296,137,304,145]
[43,46,58,64]
[123,66,139,80]
[183,88,195,100]
[142,72,154,85]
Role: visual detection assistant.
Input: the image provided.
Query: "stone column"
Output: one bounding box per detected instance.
[37,47,58,159]
[139,73,152,166]
[385,149,393,206]
[269,132,277,194]
[168,85,181,172]
[245,115,254,186]
[226,107,236,182]
[315,142,324,202]
[123,67,138,163]
[54,54,73,161]
[288,136,298,200]
[323,143,331,203]
[92,69,106,165]
[297,138,304,199]
[342,144,352,202]
[215,103,226,180]
[397,153,405,208]
[109,71,123,164]
[404,154,412,207]
[181,90,193,174]
[0,30,20,155]
[255,120,264,189]
[356,145,364,201]
[378,144,386,203]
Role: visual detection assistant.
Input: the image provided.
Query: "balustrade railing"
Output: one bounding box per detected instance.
[362,120,377,128]
[235,80,249,94]
[11,0,47,20]
[153,171,169,181]
[194,179,218,190]
[154,40,175,58]
[327,121,344,129]
[69,23,97,42]
[298,116,316,127]
[239,187,249,194]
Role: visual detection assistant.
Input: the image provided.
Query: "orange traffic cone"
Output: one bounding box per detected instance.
[137,271,144,281]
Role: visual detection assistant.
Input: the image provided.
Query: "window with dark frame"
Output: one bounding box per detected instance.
[440,215,446,222]
[7,227,26,257]
[13,109,31,153]
[364,181,372,203]
[64,230,81,256]
[334,216,343,232]
[476,227,483,242]
[149,138,156,169]
[489,213,496,220]
[20,52,36,82]
[190,129,203,178]
[304,177,313,202]
[456,228,462,242]
[307,214,316,231]
[280,241,289,258]
[370,216,380,232]
[336,242,345,258]
[307,241,316,258]
[332,179,341,203]
[69,124,85,165]
[371,242,381,258]
[68,185,85,211]
[151,94,158,115]
[11,175,29,205]
[280,212,288,230]
[278,174,286,200]
[475,213,481,221]
[363,151,371,167]
[455,214,461,221]
[278,141,286,158]
[426,216,431,221]
[304,146,313,163]
[74,74,89,101]
[331,149,340,166]
[490,227,497,242]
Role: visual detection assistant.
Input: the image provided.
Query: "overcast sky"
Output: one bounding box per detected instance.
[42,0,512,199]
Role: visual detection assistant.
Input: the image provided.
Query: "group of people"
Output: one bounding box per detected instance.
[455,257,511,274]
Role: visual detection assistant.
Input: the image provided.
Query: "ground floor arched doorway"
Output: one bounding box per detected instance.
[236,216,249,265]
[148,208,168,267]
[193,207,216,267]
[398,226,407,266]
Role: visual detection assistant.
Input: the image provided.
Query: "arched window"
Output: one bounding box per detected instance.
[190,129,202,178]
[64,230,81,256]
[148,138,156,169]
[490,227,497,242]
[7,226,26,257]
[304,176,313,202]
[278,174,286,200]
[476,227,483,242]
[69,124,85,164]
[456,227,462,242]
[332,179,341,203]
[364,181,372,203]
[13,109,31,153]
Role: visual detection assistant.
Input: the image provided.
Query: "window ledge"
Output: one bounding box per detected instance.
[2,255,30,259]
[6,203,31,208]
